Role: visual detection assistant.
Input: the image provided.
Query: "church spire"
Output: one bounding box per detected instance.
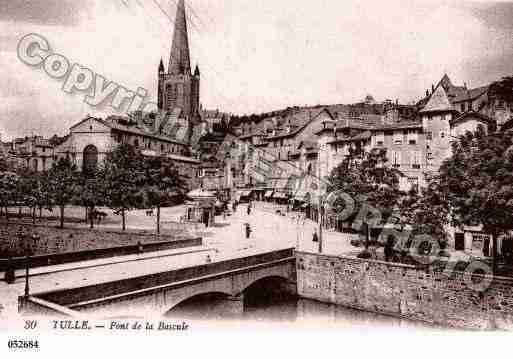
[159,58,164,73]
[168,0,191,75]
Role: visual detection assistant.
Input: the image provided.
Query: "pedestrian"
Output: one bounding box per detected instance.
[312,231,319,243]
[245,223,252,239]
[247,205,251,216]
[384,235,395,262]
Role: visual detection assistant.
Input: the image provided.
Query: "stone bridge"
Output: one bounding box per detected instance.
[21,248,297,317]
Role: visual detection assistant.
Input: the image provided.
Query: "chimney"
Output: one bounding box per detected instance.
[431,84,435,92]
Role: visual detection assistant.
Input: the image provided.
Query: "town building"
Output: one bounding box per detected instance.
[54,115,200,186]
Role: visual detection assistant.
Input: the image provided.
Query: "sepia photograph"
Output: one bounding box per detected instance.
[1,0,513,356]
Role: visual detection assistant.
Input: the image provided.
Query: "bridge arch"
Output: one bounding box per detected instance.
[241,275,295,308]
[164,291,235,319]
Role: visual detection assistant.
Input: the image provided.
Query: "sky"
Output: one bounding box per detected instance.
[1,0,513,140]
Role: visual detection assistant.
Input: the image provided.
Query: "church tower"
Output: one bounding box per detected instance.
[158,0,201,128]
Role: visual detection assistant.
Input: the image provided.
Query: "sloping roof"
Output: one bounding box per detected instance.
[266,108,333,140]
[71,116,188,146]
[350,130,372,141]
[419,84,455,113]
[451,85,489,103]
[450,111,495,127]
[374,121,423,131]
[297,140,316,150]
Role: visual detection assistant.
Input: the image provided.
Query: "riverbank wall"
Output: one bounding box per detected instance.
[296,251,513,329]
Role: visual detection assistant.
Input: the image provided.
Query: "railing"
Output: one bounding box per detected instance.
[1,237,202,272]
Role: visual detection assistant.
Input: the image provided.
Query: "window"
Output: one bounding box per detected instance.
[426,132,433,141]
[461,103,465,112]
[133,138,139,148]
[440,132,446,139]
[407,130,418,145]
[393,131,402,145]
[391,150,400,167]
[375,131,384,146]
[412,150,421,169]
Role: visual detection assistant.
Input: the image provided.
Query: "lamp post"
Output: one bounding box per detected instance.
[23,230,39,298]
[318,195,324,254]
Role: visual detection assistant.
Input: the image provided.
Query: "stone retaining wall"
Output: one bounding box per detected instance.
[296,251,513,329]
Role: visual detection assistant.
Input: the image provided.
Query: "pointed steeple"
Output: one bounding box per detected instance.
[168,0,191,75]
[159,58,165,73]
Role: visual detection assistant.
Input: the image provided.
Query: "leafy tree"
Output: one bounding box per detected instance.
[104,144,145,231]
[48,158,78,229]
[75,168,106,229]
[398,173,451,258]
[17,169,52,224]
[489,76,513,104]
[437,126,513,273]
[326,147,404,254]
[142,156,188,234]
[0,154,8,173]
[0,171,18,220]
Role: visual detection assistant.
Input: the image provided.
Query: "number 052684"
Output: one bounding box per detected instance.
[7,340,39,350]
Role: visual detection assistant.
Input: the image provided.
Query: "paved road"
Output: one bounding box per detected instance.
[0,202,358,324]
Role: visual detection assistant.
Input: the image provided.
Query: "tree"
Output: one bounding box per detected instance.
[437,126,513,273]
[75,168,106,229]
[489,76,513,104]
[48,158,78,229]
[326,147,404,254]
[0,171,18,221]
[104,144,145,231]
[398,173,451,259]
[142,156,188,234]
[0,154,8,173]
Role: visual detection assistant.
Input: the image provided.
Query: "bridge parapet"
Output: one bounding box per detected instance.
[27,248,296,316]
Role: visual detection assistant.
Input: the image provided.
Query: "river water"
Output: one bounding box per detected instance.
[168,295,437,330]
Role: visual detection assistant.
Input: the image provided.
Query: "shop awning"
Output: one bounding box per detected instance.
[239,190,252,197]
[264,191,274,198]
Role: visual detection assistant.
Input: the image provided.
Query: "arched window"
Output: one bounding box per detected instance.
[83,144,98,174]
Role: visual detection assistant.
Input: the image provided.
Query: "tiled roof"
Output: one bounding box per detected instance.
[451,85,489,103]
[329,131,372,143]
[79,116,189,146]
[374,121,423,131]
[450,111,495,127]
[266,108,329,140]
[419,84,455,113]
